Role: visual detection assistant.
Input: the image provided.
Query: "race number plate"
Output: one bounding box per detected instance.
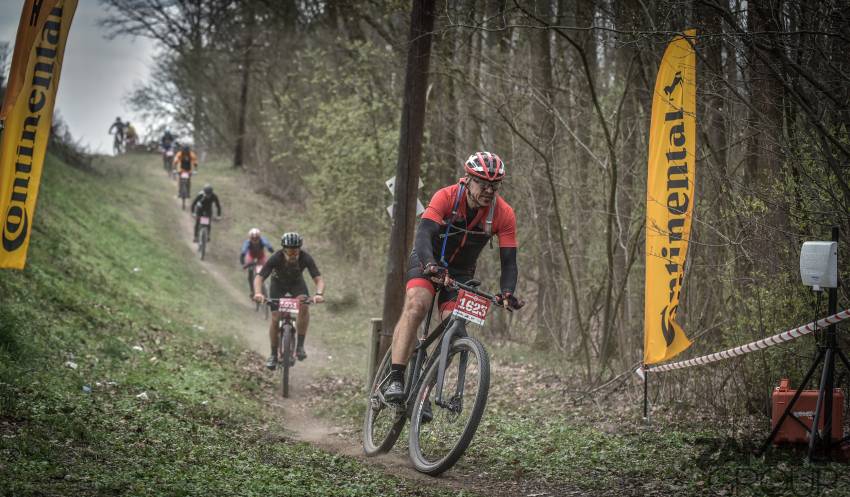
[180,171,190,178]
[278,298,300,315]
[200,216,211,225]
[452,289,491,325]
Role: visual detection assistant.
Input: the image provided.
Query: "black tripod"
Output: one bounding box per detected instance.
[761,227,847,461]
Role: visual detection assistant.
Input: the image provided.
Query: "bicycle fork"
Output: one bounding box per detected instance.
[435,321,469,409]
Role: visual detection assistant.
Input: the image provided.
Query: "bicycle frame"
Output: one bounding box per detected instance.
[267,297,308,337]
[402,288,480,411]
[278,311,296,333]
[369,278,497,415]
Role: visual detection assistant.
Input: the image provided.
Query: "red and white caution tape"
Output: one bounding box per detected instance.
[640,309,850,375]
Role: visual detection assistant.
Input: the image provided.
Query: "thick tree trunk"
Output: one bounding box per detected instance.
[378,0,437,360]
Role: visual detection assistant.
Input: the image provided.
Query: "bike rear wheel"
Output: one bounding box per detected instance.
[281,325,294,398]
[179,179,189,209]
[362,348,406,456]
[408,336,489,475]
[199,226,208,260]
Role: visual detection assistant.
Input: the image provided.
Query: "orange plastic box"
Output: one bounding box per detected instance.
[771,378,844,444]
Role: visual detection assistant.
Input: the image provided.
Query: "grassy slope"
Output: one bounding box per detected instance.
[0,153,465,497]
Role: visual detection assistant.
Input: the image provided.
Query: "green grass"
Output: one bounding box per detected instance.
[0,153,465,496]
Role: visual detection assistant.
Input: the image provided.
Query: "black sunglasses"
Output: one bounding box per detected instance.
[470,177,501,192]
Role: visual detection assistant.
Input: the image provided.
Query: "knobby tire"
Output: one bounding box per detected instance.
[281,325,294,398]
[362,348,406,455]
[408,336,489,475]
[199,227,208,260]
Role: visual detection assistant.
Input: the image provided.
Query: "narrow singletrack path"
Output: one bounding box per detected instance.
[142,159,506,495]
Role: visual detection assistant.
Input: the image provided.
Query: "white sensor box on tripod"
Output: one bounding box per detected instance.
[800,241,838,290]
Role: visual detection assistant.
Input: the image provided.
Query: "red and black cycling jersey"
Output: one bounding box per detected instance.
[239,236,274,265]
[418,181,516,268]
[259,249,321,290]
[409,180,518,294]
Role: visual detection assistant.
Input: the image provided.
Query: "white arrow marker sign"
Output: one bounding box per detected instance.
[386,176,425,218]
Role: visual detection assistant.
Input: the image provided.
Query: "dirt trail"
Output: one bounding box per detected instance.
[149,165,492,494]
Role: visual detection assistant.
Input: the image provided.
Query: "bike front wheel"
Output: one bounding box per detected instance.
[281,326,294,398]
[408,336,490,475]
[199,226,208,260]
[362,348,406,456]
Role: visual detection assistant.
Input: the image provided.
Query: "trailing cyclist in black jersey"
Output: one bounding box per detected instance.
[253,232,325,369]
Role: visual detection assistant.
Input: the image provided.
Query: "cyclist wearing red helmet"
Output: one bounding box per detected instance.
[384,151,523,402]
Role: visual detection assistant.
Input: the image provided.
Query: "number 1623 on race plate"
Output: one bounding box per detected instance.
[452,289,491,325]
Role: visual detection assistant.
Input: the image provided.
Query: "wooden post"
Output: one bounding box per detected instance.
[367,318,383,385]
[378,0,436,362]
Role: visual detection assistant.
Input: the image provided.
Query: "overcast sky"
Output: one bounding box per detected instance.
[1,1,156,154]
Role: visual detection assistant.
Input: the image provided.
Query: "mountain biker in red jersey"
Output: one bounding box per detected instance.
[240,228,275,267]
[240,228,275,295]
[384,152,524,402]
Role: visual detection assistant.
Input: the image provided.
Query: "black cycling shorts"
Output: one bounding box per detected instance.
[404,251,474,311]
[269,279,309,311]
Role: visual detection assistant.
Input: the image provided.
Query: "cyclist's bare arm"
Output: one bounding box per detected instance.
[252,274,265,302]
[312,275,325,303]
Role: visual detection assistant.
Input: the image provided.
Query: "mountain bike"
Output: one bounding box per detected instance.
[245,261,269,319]
[162,146,174,176]
[197,215,212,260]
[112,133,124,155]
[177,170,192,210]
[266,297,311,398]
[363,276,509,475]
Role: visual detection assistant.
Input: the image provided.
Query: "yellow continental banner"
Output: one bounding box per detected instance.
[0,0,61,121]
[644,30,697,365]
[0,0,77,269]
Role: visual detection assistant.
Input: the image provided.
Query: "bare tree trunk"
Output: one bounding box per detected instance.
[611,0,641,367]
[233,8,254,169]
[531,0,563,350]
[378,0,437,360]
[573,0,598,291]
[744,0,783,187]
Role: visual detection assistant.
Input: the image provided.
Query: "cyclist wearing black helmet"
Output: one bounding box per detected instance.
[253,232,325,369]
[190,184,222,242]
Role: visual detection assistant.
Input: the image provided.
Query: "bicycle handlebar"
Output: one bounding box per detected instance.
[430,275,496,302]
[429,274,525,311]
[264,297,314,306]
